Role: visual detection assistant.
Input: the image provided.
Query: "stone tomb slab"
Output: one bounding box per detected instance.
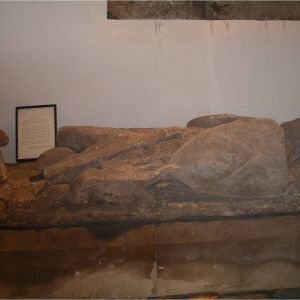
[0,215,299,298]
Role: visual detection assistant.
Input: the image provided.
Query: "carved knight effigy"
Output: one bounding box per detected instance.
[0,114,300,228]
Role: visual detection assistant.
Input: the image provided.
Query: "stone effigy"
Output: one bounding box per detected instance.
[41,116,288,200]
[281,117,300,165]
[171,117,289,197]
[1,115,299,300]
[281,117,300,193]
[0,114,300,228]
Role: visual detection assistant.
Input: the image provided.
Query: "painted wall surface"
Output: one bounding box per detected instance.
[0,1,300,162]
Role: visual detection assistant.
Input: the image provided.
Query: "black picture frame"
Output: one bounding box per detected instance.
[16,104,57,162]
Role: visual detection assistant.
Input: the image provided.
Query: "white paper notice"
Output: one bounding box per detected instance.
[18,107,56,160]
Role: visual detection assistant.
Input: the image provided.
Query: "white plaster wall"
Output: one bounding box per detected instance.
[0,1,300,163]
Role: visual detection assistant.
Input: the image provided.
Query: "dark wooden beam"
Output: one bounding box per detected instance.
[107,1,300,20]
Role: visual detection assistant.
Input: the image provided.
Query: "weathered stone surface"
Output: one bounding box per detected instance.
[186,114,256,129]
[1,117,300,228]
[0,151,7,183]
[57,126,188,153]
[57,127,130,153]
[67,130,201,206]
[0,144,299,229]
[64,129,202,205]
[71,168,155,206]
[187,114,239,128]
[0,162,45,223]
[0,201,6,221]
[0,129,9,146]
[169,118,289,197]
[46,127,200,185]
[44,155,102,185]
[145,174,200,201]
[0,216,299,298]
[37,147,74,171]
[107,1,300,21]
[281,118,300,193]
[43,144,141,185]
[281,117,300,165]
[70,168,105,205]
[34,184,73,209]
[0,130,9,183]
[288,160,300,193]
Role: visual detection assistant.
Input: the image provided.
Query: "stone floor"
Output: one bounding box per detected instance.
[0,215,299,298]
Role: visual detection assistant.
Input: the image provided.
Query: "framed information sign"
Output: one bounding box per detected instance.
[16,104,57,162]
